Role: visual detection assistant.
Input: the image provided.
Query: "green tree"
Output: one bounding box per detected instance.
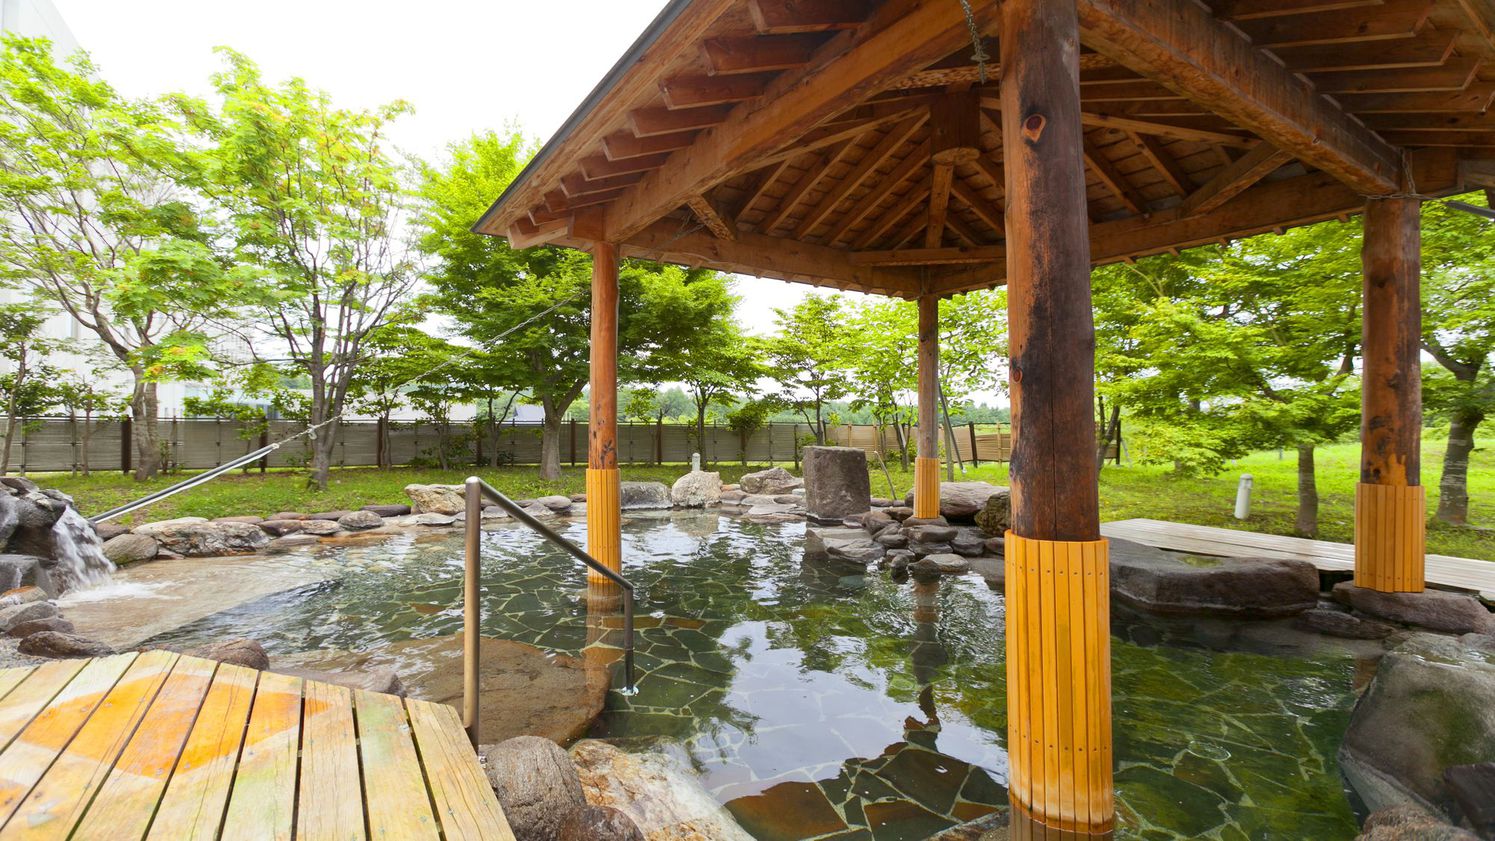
[0,301,64,474]
[57,365,128,476]
[1421,192,1495,525]
[843,299,917,467]
[0,36,243,480]
[418,130,718,479]
[187,49,418,490]
[629,273,762,464]
[766,295,849,444]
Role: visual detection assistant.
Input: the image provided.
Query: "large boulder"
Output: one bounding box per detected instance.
[670,472,722,508]
[619,482,671,511]
[180,638,271,670]
[19,631,115,659]
[973,489,1013,536]
[1332,583,1495,635]
[481,736,587,841]
[0,555,40,591]
[0,599,56,632]
[802,446,871,522]
[903,482,1007,523]
[804,526,884,566]
[132,519,269,557]
[1110,539,1319,618]
[6,616,73,638]
[5,491,70,558]
[337,510,384,531]
[404,484,466,516]
[101,533,158,565]
[558,804,645,841]
[1357,806,1479,841]
[361,504,411,517]
[739,466,802,495]
[570,740,754,840]
[1340,633,1495,822]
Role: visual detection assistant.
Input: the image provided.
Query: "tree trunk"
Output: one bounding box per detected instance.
[1436,407,1483,525]
[1296,443,1319,537]
[307,417,340,492]
[131,375,161,481]
[81,408,92,476]
[696,399,708,467]
[893,420,910,471]
[1096,403,1121,475]
[539,409,564,481]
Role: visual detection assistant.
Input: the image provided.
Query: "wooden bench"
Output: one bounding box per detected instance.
[0,652,515,839]
[1100,518,1495,599]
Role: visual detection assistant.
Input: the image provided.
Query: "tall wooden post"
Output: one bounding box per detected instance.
[914,293,942,518]
[1000,0,1112,835]
[1356,198,1424,593]
[588,242,622,583]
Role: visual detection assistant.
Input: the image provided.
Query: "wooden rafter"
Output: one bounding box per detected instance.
[1128,132,1192,196]
[604,0,999,241]
[630,105,734,137]
[794,114,927,238]
[950,178,1006,235]
[1078,112,1256,147]
[701,34,821,74]
[602,131,696,160]
[660,74,775,109]
[1083,137,1146,214]
[1232,0,1435,49]
[759,141,861,234]
[850,245,1003,265]
[581,152,674,180]
[686,195,737,240]
[749,0,872,34]
[821,139,930,245]
[1076,0,1402,193]
[1180,142,1293,216]
[855,184,931,250]
[926,161,956,247]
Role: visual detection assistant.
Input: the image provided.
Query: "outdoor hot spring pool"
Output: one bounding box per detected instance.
[126,511,1368,840]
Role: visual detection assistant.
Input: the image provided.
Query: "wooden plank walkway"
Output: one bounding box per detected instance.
[1101,518,1495,599]
[0,653,515,840]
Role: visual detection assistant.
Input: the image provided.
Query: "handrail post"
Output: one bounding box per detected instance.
[463,477,483,745]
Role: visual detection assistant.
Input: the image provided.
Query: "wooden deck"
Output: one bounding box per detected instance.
[0,652,514,840]
[1101,518,1495,600]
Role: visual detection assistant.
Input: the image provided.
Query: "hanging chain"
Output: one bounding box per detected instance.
[958,0,991,84]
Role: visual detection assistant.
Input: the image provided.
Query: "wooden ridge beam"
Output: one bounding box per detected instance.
[1076,0,1401,194]
[604,0,999,242]
[623,219,921,296]
[1179,142,1293,216]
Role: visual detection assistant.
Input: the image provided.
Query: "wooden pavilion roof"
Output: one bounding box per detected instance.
[475,0,1495,299]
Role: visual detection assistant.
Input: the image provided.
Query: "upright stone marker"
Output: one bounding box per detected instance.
[802,446,871,523]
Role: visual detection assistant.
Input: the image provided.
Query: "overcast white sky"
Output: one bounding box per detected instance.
[51,0,859,334]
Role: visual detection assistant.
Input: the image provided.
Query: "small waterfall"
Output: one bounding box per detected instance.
[48,508,115,593]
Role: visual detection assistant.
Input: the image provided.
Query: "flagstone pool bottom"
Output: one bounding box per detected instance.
[143,513,1366,840]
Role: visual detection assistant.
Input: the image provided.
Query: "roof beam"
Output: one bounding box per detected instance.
[1179,142,1293,216]
[686,195,737,240]
[1129,132,1192,196]
[1083,137,1146,215]
[623,219,921,297]
[749,0,873,34]
[1076,0,1401,194]
[925,162,955,247]
[793,113,926,239]
[701,35,821,74]
[605,0,999,242]
[820,139,930,245]
[849,245,1003,266]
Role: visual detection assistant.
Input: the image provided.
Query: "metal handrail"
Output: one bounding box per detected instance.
[461,477,636,744]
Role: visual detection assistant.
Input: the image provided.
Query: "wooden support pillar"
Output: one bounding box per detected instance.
[588,241,622,583]
[1001,0,1112,835]
[1356,197,1425,593]
[915,293,942,519]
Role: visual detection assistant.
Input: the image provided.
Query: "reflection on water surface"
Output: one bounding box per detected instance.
[143,512,1363,840]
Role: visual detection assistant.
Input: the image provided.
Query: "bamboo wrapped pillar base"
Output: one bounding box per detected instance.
[1005,532,1114,835]
[586,467,621,584]
[1354,483,1425,593]
[913,456,941,519]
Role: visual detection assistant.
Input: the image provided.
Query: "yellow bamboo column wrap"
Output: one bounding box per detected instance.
[913,456,941,519]
[1354,483,1425,593]
[585,467,621,583]
[1005,532,1114,835]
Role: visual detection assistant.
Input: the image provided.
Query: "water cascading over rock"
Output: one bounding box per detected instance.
[0,477,114,595]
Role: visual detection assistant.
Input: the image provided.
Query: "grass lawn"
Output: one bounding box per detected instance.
[35,437,1494,560]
